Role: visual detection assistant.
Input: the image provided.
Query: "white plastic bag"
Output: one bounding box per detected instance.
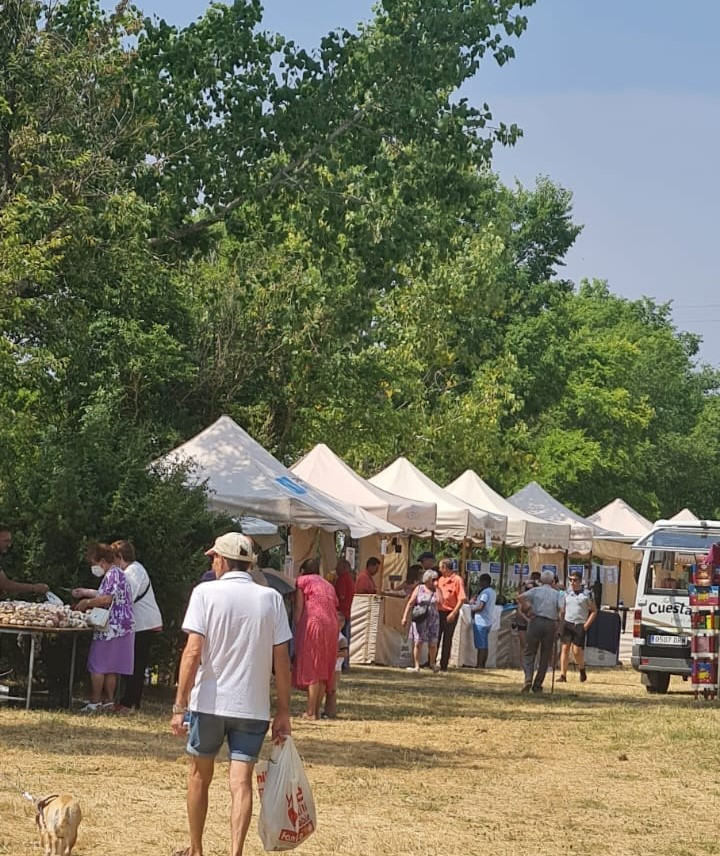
[256,736,316,851]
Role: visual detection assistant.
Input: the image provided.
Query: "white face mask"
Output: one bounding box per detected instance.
[91,564,105,578]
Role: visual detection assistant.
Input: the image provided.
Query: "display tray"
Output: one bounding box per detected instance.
[0,624,92,633]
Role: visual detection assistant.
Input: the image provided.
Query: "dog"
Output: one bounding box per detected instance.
[35,793,82,856]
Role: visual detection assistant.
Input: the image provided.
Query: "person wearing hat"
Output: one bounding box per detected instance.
[559,571,597,683]
[170,532,292,856]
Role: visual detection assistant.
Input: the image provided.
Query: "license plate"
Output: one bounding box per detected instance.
[648,634,689,646]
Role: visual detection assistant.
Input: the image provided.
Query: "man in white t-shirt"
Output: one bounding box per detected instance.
[170,532,292,856]
[471,573,497,668]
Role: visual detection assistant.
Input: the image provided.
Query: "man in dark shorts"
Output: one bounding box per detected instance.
[558,570,597,683]
[170,532,292,856]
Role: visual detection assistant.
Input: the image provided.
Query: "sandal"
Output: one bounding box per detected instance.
[171,849,193,856]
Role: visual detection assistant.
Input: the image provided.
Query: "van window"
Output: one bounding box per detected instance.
[644,551,692,594]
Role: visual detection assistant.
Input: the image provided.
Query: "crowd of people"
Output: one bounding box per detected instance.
[1,524,600,856]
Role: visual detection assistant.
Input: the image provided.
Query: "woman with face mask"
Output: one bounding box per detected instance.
[72,542,135,712]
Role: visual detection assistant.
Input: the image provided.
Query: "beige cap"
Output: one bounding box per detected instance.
[205,532,255,564]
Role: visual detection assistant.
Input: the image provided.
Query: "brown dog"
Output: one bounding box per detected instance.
[35,794,82,856]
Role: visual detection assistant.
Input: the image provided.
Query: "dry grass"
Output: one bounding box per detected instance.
[1,666,719,856]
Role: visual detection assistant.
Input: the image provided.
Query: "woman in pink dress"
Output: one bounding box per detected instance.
[293,558,340,720]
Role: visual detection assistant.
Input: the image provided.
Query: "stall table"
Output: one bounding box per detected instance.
[0,625,92,710]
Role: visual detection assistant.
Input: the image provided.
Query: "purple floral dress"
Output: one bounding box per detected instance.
[94,565,134,641]
[409,584,440,644]
[87,565,135,676]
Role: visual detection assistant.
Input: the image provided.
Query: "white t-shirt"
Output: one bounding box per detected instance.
[473,587,497,628]
[123,561,163,633]
[182,571,292,720]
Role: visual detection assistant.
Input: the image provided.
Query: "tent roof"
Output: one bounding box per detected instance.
[369,457,507,542]
[445,470,571,549]
[588,498,653,539]
[507,481,618,554]
[668,507,700,522]
[291,443,437,533]
[154,416,400,538]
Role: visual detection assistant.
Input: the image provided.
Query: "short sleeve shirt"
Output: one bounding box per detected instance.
[182,571,292,720]
[564,588,594,623]
[354,570,377,594]
[473,586,497,628]
[521,584,565,620]
[437,573,466,612]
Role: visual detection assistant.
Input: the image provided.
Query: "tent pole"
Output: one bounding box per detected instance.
[563,549,569,585]
[519,546,526,587]
[498,542,506,597]
[461,538,468,586]
[616,560,622,609]
[430,532,436,556]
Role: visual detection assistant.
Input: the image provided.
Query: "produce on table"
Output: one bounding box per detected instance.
[0,601,90,629]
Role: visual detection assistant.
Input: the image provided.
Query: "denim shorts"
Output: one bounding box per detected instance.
[186,712,269,762]
[472,623,490,650]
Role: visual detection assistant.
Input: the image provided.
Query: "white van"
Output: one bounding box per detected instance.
[631,519,720,693]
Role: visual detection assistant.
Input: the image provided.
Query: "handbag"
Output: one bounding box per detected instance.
[88,606,110,629]
[411,601,431,624]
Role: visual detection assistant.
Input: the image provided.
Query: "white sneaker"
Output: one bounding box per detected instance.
[79,702,103,713]
[406,666,420,673]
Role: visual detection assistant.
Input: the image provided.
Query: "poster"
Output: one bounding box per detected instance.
[283,556,294,576]
[380,539,388,555]
[345,546,356,570]
[488,562,502,577]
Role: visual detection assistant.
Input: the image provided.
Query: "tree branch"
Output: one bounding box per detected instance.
[148,107,367,247]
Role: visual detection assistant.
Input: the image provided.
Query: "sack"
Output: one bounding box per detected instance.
[87,607,110,629]
[256,736,316,851]
[411,601,430,624]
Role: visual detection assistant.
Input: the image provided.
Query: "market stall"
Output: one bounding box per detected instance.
[0,602,92,709]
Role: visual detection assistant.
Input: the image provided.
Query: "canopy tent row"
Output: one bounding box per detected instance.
[445,470,571,550]
[153,415,400,540]
[369,456,508,542]
[291,443,437,532]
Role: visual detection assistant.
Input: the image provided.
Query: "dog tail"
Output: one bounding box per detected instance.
[35,794,59,831]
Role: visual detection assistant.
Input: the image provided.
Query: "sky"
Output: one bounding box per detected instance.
[127,0,720,365]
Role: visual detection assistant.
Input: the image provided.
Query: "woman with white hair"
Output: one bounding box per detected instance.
[401,569,442,673]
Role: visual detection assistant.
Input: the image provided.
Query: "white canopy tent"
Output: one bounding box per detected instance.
[507,481,617,554]
[669,507,700,523]
[588,498,652,540]
[291,443,437,532]
[445,470,571,549]
[154,416,400,539]
[369,457,507,542]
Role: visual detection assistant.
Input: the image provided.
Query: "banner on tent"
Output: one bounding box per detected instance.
[541,564,558,576]
[509,563,530,581]
[592,563,619,584]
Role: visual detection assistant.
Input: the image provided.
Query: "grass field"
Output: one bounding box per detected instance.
[1,666,719,856]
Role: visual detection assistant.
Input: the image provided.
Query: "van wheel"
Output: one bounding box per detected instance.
[645,672,670,694]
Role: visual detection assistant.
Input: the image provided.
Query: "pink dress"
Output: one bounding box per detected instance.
[293,574,339,691]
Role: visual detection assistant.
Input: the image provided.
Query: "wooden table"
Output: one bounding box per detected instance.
[0,625,92,710]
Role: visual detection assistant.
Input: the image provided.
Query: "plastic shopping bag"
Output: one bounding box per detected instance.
[256,736,316,851]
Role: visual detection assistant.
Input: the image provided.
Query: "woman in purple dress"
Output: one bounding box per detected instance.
[73,542,135,712]
[401,570,442,673]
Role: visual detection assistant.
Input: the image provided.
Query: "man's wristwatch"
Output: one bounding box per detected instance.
[172,703,187,715]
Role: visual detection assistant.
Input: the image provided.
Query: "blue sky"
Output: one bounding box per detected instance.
[131,0,720,364]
